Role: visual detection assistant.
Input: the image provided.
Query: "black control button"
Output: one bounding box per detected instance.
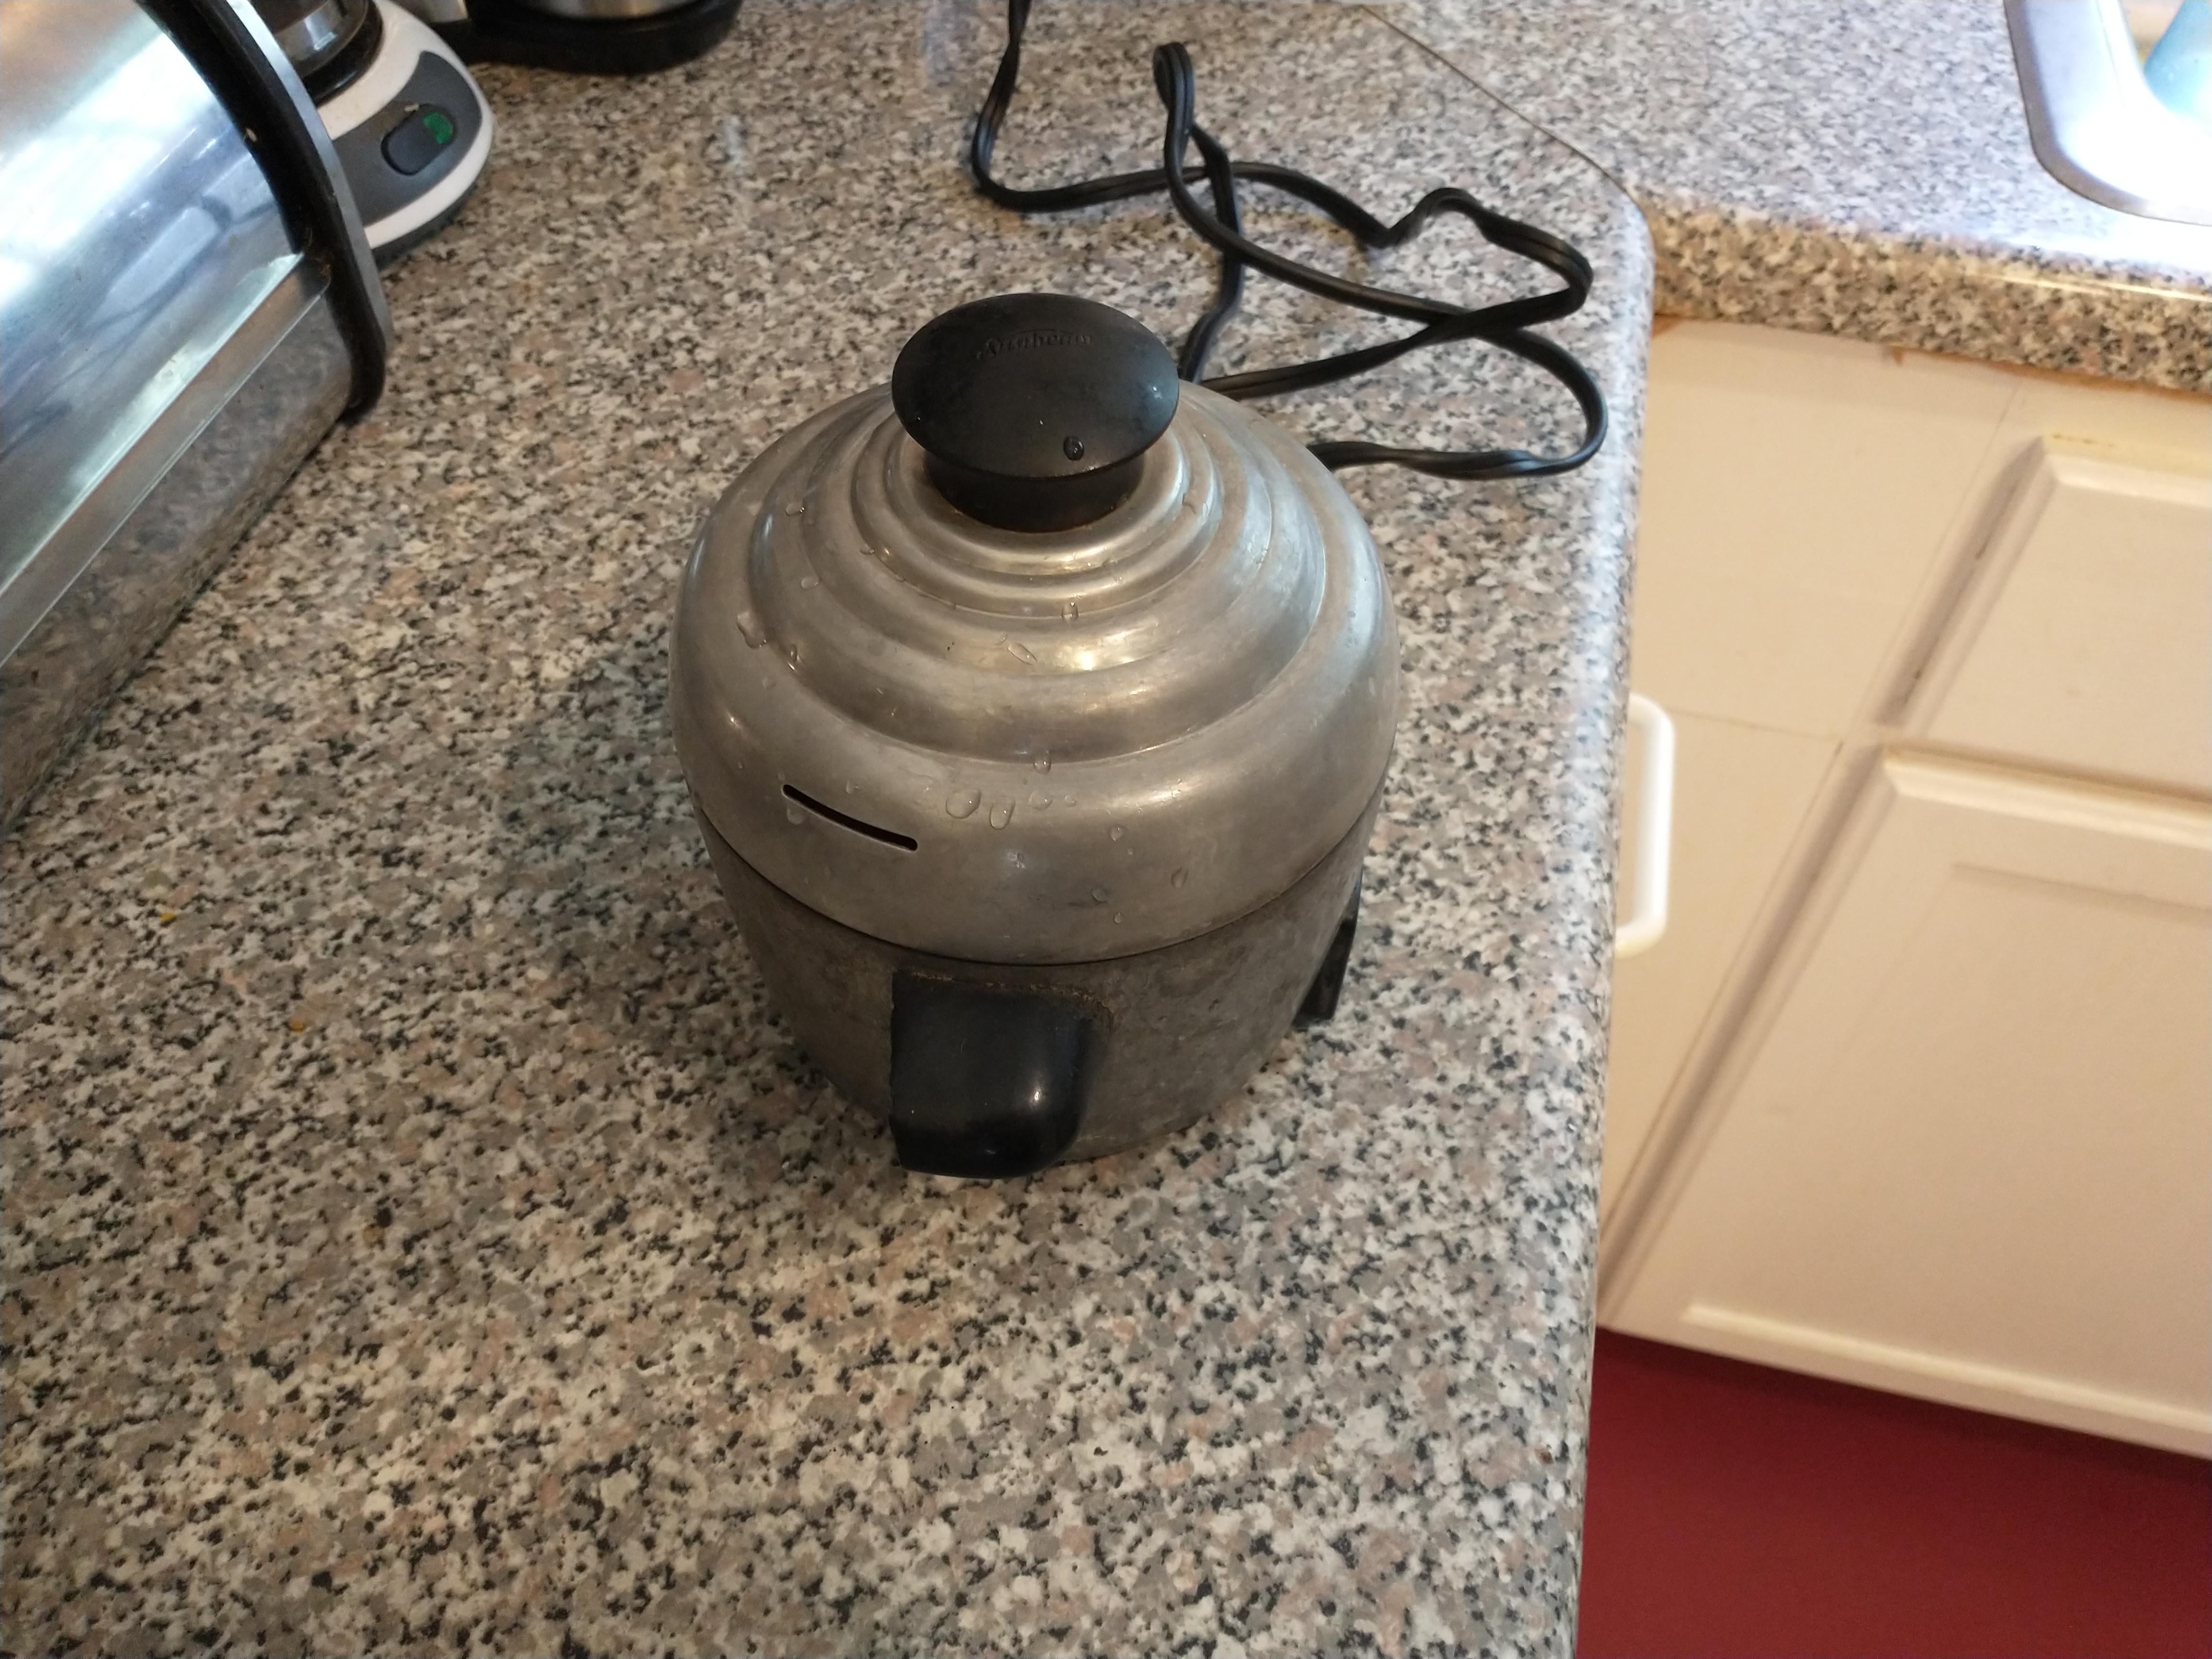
[381,105,457,176]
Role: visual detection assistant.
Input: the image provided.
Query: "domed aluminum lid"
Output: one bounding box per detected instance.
[671,301,1397,966]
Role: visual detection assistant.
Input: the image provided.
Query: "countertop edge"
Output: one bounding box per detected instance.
[1382,1,2212,396]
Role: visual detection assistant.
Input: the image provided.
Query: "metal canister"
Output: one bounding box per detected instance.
[672,293,1398,1177]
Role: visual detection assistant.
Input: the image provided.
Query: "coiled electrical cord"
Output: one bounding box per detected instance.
[968,0,1608,481]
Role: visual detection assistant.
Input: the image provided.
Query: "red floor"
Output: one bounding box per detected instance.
[1577,1330,2212,1658]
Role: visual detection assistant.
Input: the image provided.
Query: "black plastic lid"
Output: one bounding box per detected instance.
[891,293,1179,533]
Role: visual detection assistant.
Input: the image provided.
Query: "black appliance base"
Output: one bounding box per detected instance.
[437,0,740,74]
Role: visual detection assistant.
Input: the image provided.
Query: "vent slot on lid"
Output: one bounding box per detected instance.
[782,784,920,851]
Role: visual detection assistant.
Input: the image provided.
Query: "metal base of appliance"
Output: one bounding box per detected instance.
[434,0,740,74]
[696,784,1381,1169]
[1,275,352,832]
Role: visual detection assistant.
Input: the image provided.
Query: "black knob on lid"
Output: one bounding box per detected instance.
[891,293,1180,533]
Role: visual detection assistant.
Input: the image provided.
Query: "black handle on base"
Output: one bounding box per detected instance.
[889,973,1093,1178]
[1295,873,1361,1026]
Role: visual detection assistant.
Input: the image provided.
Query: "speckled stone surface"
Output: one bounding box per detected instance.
[1,2,1649,1653]
[1385,0,2212,389]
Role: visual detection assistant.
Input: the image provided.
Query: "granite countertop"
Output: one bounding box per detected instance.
[2,2,1650,1653]
[1387,0,2212,390]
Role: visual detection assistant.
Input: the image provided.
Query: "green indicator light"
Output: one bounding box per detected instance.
[422,109,456,146]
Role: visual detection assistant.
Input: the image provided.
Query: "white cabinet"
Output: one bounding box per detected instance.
[1602,711,1835,1221]
[1608,755,2212,1454]
[1630,322,2015,737]
[1605,320,2212,1450]
[1902,440,2212,795]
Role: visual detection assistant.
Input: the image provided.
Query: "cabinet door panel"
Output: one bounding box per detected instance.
[1633,323,2012,736]
[1610,755,2212,1452]
[1906,441,2211,795]
[1604,710,1835,1223]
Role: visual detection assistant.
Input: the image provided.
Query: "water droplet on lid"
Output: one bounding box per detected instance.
[1063,601,1079,622]
[846,780,859,794]
[1033,752,1051,774]
[786,498,806,515]
[785,804,806,825]
[1114,912,1123,925]
[1003,638,1037,665]
[988,800,1014,829]
[1171,867,1189,888]
[785,644,802,670]
[1063,435,1086,461]
[1030,792,1050,808]
[800,574,820,591]
[1109,825,1125,842]
[1091,886,1109,904]
[947,788,980,820]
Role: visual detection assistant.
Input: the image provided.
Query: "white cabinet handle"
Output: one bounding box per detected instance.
[1615,692,1676,959]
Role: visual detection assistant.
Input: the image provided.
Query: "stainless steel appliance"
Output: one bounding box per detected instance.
[392,0,740,74]
[257,0,380,91]
[671,294,1399,1178]
[0,0,390,827]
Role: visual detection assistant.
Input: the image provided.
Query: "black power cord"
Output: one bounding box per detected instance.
[968,0,1608,481]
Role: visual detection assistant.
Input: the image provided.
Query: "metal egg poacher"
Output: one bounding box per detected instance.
[671,293,1398,1178]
